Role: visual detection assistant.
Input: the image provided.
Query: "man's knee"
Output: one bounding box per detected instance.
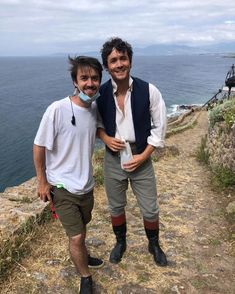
[142,207,159,221]
[109,206,126,216]
[107,192,127,215]
[69,232,86,247]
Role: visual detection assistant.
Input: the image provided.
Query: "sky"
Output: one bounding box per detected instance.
[0,0,235,56]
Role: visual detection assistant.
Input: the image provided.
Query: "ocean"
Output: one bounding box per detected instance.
[0,54,234,192]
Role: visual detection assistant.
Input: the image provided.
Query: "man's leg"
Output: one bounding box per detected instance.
[81,228,104,269]
[130,158,167,266]
[53,188,96,293]
[109,214,127,263]
[144,218,167,266]
[104,150,128,263]
[69,231,90,277]
[53,188,99,260]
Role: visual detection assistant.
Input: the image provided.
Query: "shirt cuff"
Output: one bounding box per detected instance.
[147,137,165,148]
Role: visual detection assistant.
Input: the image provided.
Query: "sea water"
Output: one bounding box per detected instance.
[0,54,233,191]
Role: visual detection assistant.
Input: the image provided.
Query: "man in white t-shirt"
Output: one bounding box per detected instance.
[33,56,103,294]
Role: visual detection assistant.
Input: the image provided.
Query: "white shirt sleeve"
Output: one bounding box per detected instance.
[147,83,167,148]
[34,103,58,151]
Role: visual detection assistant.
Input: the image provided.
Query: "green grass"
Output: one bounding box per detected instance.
[196,136,209,164]
[209,238,222,246]
[0,207,51,282]
[212,165,235,188]
[166,120,197,138]
[191,278,208,289]
[93,148,105,186]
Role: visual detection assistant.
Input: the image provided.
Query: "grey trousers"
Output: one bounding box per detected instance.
[104,149,159,221]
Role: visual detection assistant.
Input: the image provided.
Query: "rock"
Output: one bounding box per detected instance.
[2,177,38,201]
[159,193,176,204]
[0,181,48,280]
[116,283,156,293]
[86,237,105,247]
[102,264,122,280]
[32,271,47,282]
[45,259,61,266]
[164,231,176,241]
[226,201,235,215]
[49,285,78,294]
[59,266,78,279]
[154,145,180,160]
[171,285,181,294]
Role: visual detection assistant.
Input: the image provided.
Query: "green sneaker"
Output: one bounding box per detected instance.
[88,255,104,269]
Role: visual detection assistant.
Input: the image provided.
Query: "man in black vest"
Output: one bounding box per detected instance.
[97,37,167,266]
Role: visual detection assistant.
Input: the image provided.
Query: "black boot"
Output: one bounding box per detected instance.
[79,275,93,294]
[145,228,167,266]
[109,223,127,264]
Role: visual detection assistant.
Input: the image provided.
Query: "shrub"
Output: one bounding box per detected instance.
[208,97,235,129]
[212,165,235,188]
[224,109,235,128]
[196,136,209,164]
[151,153,158,162]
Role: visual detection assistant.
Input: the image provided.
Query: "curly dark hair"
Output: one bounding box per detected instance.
[101,37,133,68]
[68,55,103,82]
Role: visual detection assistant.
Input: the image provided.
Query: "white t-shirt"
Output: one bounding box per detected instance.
[34,97,97,195]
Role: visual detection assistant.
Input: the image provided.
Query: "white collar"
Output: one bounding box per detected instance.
[111,76,133,95]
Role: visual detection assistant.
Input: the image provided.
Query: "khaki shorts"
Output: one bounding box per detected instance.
[52,187,94,237]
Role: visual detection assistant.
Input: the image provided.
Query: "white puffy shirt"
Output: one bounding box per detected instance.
[98,77,167,148]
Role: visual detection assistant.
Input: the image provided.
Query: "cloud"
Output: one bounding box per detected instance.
[224,20,235,24]
[0,0,235,55]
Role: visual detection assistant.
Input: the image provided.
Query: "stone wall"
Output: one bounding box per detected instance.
[207,121,235,172]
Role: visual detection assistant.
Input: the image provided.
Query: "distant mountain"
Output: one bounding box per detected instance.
[133,42,235,56]
[51,42,235,57]
[134,44,201,55]
[200,42,235,54]
[51,51,99,57]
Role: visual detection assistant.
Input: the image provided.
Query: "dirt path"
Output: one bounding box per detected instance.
[1,111,234,293]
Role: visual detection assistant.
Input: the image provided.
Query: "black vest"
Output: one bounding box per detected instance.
[97,77,151,153]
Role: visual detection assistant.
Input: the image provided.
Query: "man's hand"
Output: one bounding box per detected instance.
[37,181,52,202]
[97,128,125,152]
[122,154,145,172]
[122,144,155,172]
[105,137,125,152]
